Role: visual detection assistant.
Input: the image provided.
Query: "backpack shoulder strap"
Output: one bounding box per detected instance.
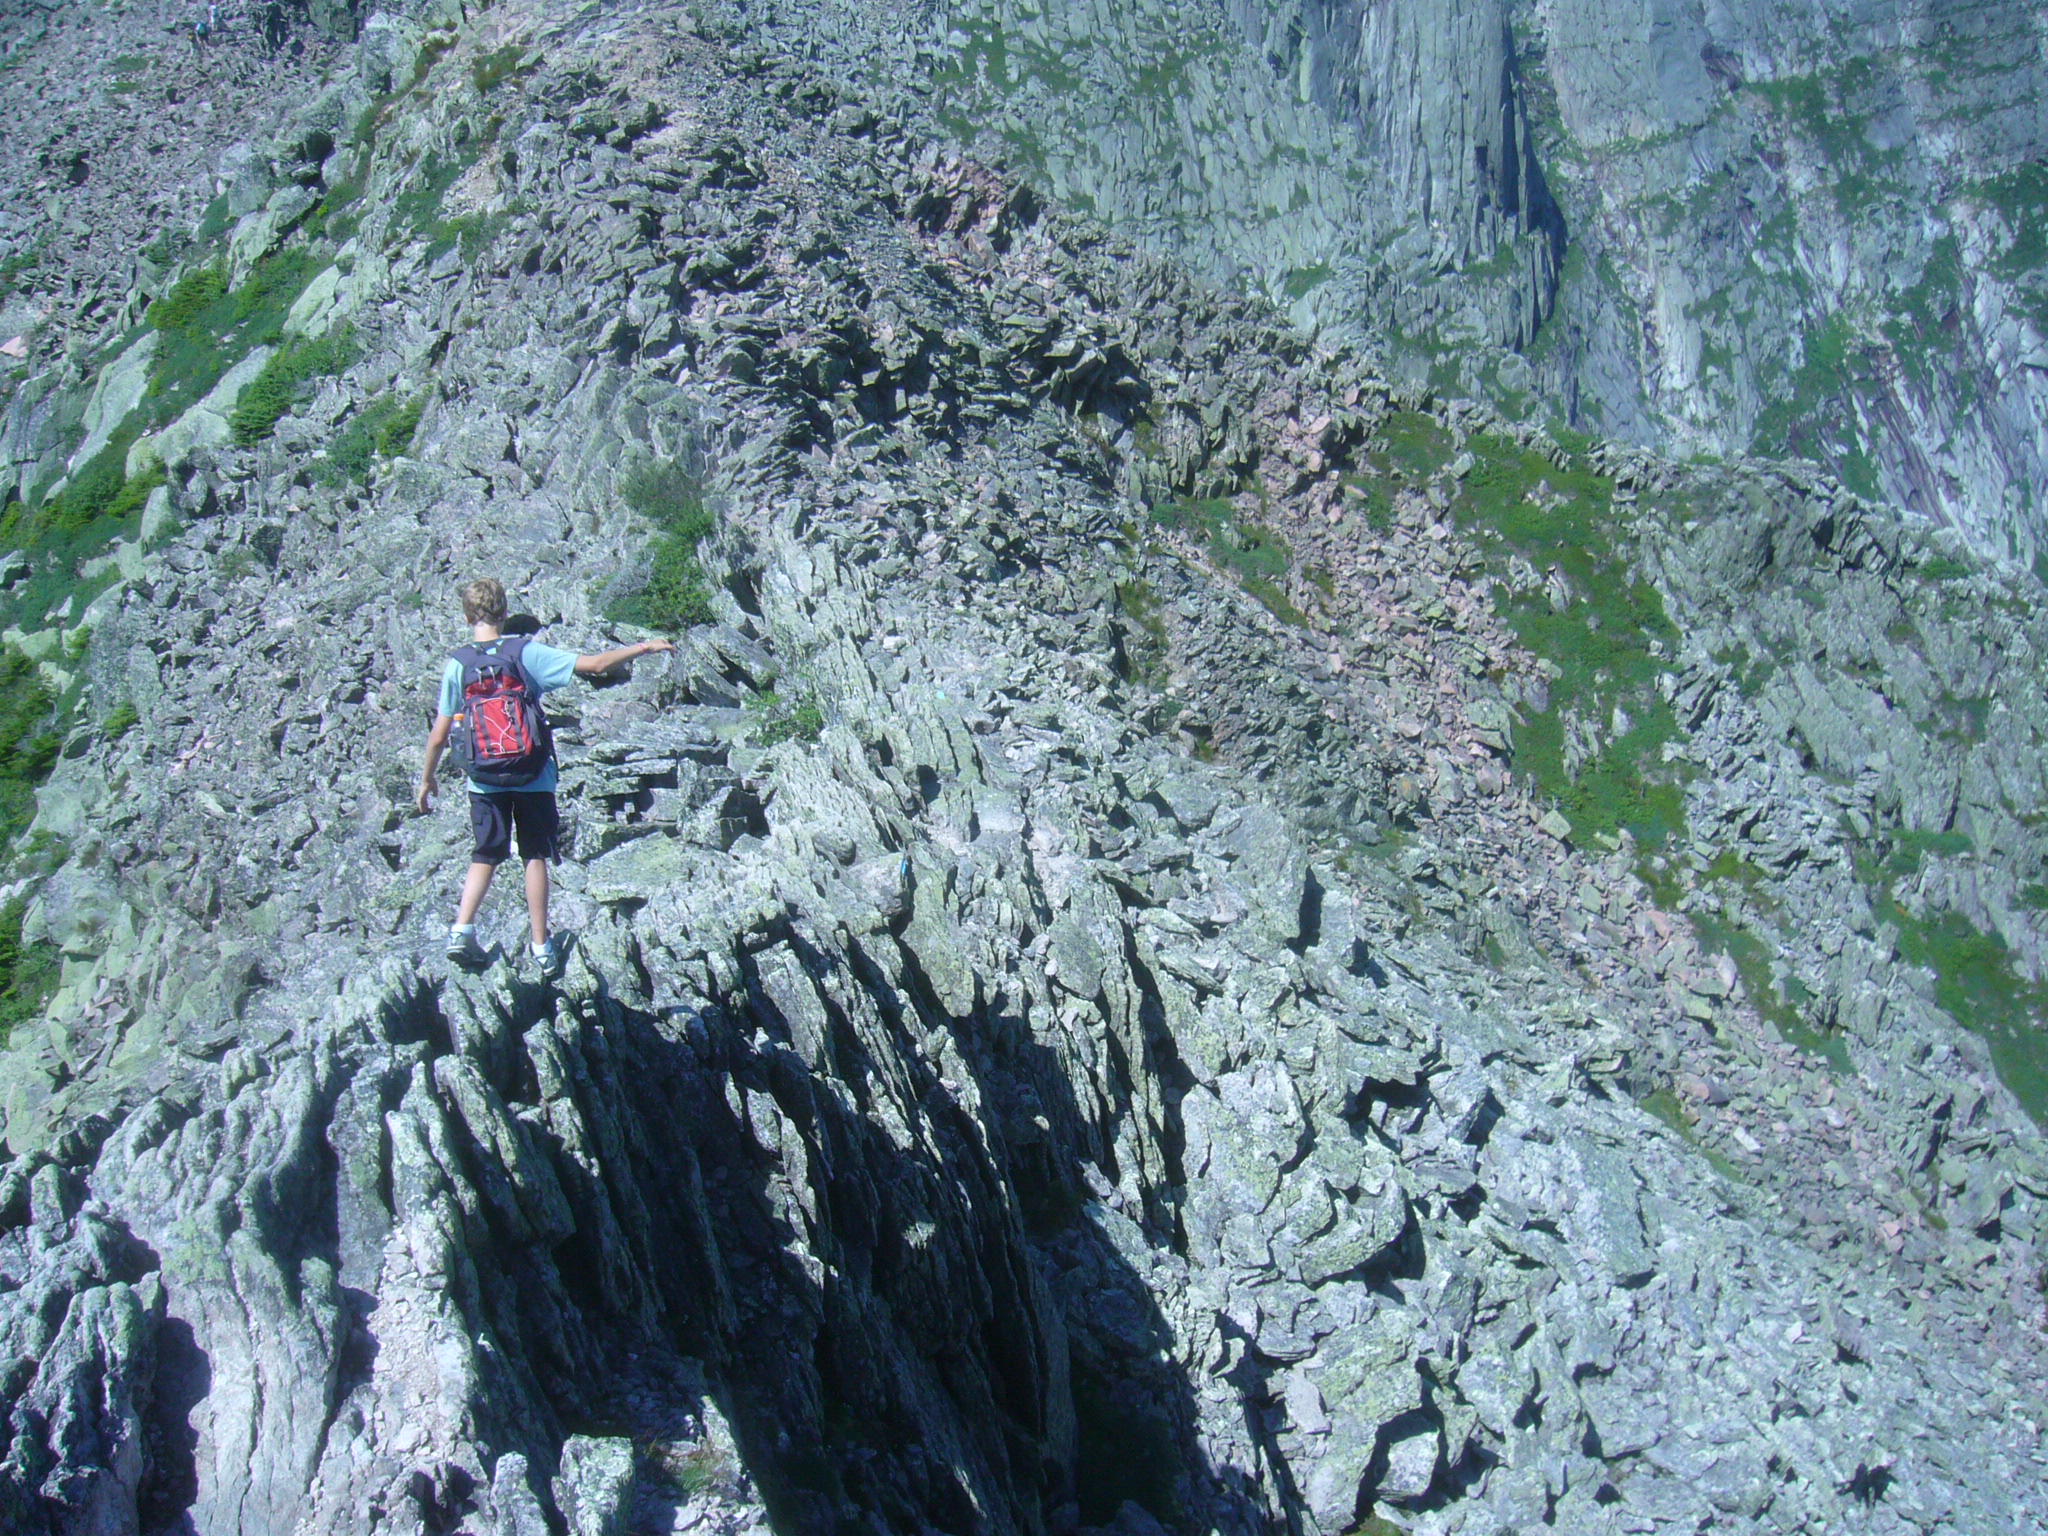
[496,634,539,693]
[449,643,488,686]
[450,639,536,686]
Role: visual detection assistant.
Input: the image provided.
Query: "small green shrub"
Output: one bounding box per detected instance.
[621,534,717,631]
[378,393,426,457]
[425,211,508,264]
[472,43,535,92]
[622,461,707,530]
[0,650,59,843]
[147,248,323,427]
[24,440,164,551]
[749,688,824,746]
[387,149,475,242]
[0,898,59,1046]
[231,247,318,333]
[606,463,716,633]
[321,389,426,484]
[230,325,360,444]
[101,700,138,739]
[145,263,228,332]
[47,443,129,537]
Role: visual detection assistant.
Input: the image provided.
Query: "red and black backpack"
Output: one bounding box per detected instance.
[450,636,554,787]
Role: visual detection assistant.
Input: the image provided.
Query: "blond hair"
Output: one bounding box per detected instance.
[460,578,508,626]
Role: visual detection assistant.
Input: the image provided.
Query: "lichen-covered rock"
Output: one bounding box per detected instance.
[554,1436,635,1536]
[0,2,2041,1535]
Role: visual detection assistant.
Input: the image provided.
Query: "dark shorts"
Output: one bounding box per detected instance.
[469,791,560,866]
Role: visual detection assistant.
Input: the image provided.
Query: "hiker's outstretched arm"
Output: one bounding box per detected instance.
[574,637,675,675]
[417,714,453,813]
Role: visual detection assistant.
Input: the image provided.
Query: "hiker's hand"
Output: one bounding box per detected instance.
[415,774,437,815]
[637,638,675,656]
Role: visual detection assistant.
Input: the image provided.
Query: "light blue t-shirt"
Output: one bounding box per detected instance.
[438,638,578,795]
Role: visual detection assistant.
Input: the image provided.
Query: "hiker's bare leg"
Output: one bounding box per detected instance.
[455,860,496,926]
[524,858,550,946]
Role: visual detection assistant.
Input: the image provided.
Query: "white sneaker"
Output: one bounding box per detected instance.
[534,932,572,981]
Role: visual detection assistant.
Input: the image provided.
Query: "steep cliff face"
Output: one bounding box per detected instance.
[1515,0,2048,565]
[745,0,1563,353]
[723,0,2048,558]
[0,1,2045,1535]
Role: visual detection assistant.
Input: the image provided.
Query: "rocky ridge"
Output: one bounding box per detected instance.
[653,0,2048,564]
[0,1,2044,1534]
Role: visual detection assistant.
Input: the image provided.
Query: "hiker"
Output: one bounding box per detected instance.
[415,578,675,977]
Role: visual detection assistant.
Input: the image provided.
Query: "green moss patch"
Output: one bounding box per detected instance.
[100,700,138,740]
[1886,901,2048,1124]
[1640,1082,1746,1180]
[1835,826,2048,1121]
[1883,828,1973,879]
[1748,310,1882,501]
[1975,161,2048,306]
[33,436,161,542]
[1368,410,1454,482]
[1450,435,1688,847]
[388,148,477,245]
[425,211,508,265]
[0,236,329,656]
[303,153,372,244]
[1687,901,1852,1072]
[1282,263,1331,302]
[145,263,227,333]
[147,248,323,424]
[0,234,48,301]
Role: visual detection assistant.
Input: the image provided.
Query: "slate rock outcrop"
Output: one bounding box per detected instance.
[0,2,2043,1535]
